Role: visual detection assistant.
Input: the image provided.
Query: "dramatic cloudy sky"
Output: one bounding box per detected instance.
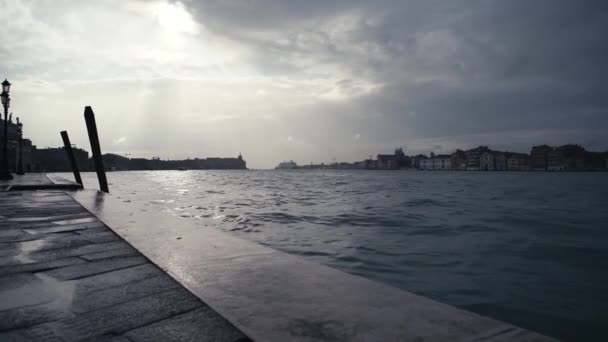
[1,0,607,168]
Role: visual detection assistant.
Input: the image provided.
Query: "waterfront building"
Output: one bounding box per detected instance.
[412,154,428,169]
[195,154,246,169]
[480,151,495,171]
[1,118,33,172]
[433,155,451,170]
[419,157,433,170]
[5,138,33,173]
[531,145,552,170]
[377,154,399,169]
[465,146,490,170]
[547,148,566,171]
[354,161,367,169]
[547,144,594,171]
[102,153,248,171]
[102,153,130,171]
[0,117,19,141]
[450,150,467,170]
[32,146,89,172]
[394,148,411,168]
[419,154,451,170]
[364,159,376,169]
[129,158,153,170]
[507,153,531,171]
[495,153,507,171]
[591,152,608,170]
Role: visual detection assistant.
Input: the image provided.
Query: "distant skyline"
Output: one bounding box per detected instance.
[1,0,607,168]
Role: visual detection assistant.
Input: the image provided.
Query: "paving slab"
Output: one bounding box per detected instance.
[0,257,86,275]
[70,274,179,314]
[125,306,250,342]
[40,255,149,281]
[0,173,82,191]
[0,300,76,331]
[79,246,139,261]
[69,264,162,294]
[45,288,202,340]
[24,221,106,235]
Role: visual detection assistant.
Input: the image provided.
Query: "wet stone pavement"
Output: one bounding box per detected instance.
[0,190,251,342]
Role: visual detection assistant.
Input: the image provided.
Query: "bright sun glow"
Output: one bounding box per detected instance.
[157,2,199,35]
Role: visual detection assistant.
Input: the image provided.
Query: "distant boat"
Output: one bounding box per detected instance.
[275,161,298,170]
[178,167,187,171]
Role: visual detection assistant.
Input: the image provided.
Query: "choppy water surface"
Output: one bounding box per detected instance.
[70,170,608,340]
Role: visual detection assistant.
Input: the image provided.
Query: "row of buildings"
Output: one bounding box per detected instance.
[276,145,608,171]
[101,154,247,171]
[31,152,247,172]
[0,117,34,172]
[276,148,411,170]
[415,144,608,171]
[416,147,532,171]
[1,117,247,172]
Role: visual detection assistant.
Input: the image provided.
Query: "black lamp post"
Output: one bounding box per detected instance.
[16,117,24,175]
[0,79,12,180]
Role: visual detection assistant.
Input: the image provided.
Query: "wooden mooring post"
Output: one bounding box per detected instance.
[84,106,109,193]
[60,130,83,187]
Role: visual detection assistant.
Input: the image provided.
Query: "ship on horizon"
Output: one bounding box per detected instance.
[275,160,298,170]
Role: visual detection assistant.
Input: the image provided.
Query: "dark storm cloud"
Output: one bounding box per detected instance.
[184,0,608,151]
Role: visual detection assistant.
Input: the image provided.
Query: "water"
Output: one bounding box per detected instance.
[65,170,608,340]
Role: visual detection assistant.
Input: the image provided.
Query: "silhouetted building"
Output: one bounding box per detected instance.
[377,154,398,169]
[111,154,247,171]
[531,145,552,170]
[126,158,149,170]
[548,144,595,171]
[590,152,608,170]
[450,150,467,170]
[0,117,19,141]
[101,154,131,171]
[548,148,566,171]
[394,148,411,168]
[32,146,89,172]
[0,118,33,173]
[364,159,376,169]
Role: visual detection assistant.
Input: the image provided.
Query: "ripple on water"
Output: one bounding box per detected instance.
[403,198,446,207]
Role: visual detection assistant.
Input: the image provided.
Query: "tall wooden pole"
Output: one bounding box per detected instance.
[60,131,83,187]
[84,106,109,193]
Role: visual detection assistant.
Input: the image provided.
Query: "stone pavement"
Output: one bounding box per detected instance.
[0,190,251,342]
[0,174,82,191]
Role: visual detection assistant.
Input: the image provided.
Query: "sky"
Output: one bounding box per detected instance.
[0,0,607,168]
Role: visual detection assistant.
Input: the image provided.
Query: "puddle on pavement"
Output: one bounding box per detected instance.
[0,273,75,312]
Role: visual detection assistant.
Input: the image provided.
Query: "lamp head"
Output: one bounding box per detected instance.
[1,79,10,94]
